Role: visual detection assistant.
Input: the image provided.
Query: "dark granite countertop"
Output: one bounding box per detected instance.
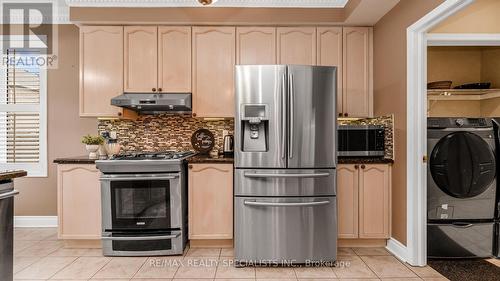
[338,157,394,164]
[0,170,27,181]
[187,154,234,164]
[54,155,388,165]
[53,156,98,164]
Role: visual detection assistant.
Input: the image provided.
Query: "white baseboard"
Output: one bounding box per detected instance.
[386,238,408,263]
[14,216,58,228]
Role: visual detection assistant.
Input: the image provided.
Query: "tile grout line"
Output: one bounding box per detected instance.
[129,257,149,280]
[358,255,383,280]
[87,255,114,280]
[44,256,78,280]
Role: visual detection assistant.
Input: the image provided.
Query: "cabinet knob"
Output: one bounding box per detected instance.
[117,112,122,117]
[152,88,157,92]
[354,165,359,169]
[158,88,162,92]
[338,113,343,117]
[361,164,366,169]
[192,112,197,117]
[188,165,193,169]
[344,113,348,117]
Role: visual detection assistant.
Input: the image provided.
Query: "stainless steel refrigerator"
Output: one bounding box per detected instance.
[234,65,337,265]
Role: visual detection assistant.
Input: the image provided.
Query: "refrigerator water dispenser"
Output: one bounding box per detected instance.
[241,104,268,152]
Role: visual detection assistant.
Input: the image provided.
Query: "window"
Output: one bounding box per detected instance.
[0,43,48,177]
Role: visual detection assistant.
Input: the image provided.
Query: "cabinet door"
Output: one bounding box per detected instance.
[188,164,233,239]
[192,27,235,118]
[124,26,158,92]
[317,27,343,116]
[359,164,391,239]
[277,27,316,65]
[57,164,101,239]
[342,27,373,118]
[79,26,123,118]
[158,26,191,92]
[236,27,276,64]
[337,164,359,239]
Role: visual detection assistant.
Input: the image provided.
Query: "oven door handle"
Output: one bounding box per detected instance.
[100,174,179,181]
[102,233,180,241]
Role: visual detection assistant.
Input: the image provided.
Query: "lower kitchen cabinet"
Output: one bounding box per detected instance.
[337,163,391,239]
[188,163,233,240]
[57,164,101,240]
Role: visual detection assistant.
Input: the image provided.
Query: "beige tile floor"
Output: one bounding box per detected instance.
[13,227,450,281]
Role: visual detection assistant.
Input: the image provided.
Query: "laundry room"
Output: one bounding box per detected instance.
[426,44,500,276]
[427,46,500,117]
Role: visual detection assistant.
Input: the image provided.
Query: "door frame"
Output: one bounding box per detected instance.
[403,0,477,267]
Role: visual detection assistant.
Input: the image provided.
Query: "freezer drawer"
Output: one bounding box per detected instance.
[235,196,337,264]
[427,222,494,258]
[235,169,336,197]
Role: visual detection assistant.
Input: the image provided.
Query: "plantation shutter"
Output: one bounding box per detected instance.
[0,48,46,175]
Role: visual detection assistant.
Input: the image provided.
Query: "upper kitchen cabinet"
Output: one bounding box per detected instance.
[236,27,276,64]
[192,26,236,118]
[277,27,316,65]
[317,27,343,115]
[79,26,124,118]
[158,26,191,92]
[124,26,158,92]
[342,27,373,118]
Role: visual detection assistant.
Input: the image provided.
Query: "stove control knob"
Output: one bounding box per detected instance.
[455,119,465,127]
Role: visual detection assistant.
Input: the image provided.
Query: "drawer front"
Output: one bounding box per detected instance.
[428,222,494,258]
[235,169,336,197]
[235,196,337,264]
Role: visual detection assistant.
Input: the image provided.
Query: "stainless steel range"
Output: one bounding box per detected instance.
[96,151,194,256]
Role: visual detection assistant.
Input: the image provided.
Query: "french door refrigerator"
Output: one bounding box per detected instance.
[234,65,337,265]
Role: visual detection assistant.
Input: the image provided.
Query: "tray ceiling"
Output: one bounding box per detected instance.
[65,0,350,8]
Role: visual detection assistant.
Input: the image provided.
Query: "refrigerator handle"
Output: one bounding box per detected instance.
[288,73,294,159]
[244,200,331,207]
[281,72,287,159]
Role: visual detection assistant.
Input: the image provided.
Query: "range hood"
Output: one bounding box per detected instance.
[111,93,192,114]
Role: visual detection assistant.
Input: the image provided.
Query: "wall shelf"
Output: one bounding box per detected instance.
[427,89,500,101]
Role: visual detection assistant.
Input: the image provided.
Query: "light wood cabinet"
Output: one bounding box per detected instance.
[359,164,391,238]
[337,163,391,239]
[236,27,276,64]
[317,27,343,116]
[158,26,192,92]
[188,163,233,240]
[124,26,158,92]
[337,164,359,239]
[277,27,316,65]
[192,27,236,118]
[57,164,101,240]
[342,27,373,118]
[79,26,124,118]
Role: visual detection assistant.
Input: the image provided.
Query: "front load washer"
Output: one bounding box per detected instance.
[427,117,497,258]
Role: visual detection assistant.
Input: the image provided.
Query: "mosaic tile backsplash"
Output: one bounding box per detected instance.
[98,114,394,160]
[338,114,395,160]
[98,114,234,153]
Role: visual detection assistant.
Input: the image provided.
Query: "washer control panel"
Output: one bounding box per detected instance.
[428,117,491,129]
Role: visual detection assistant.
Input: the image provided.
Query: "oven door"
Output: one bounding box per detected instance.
[100,173,182,231]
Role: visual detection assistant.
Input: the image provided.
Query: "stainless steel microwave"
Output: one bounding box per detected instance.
[338,125,385,157]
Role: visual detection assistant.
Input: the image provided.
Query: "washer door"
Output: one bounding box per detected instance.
[430,132,496,198]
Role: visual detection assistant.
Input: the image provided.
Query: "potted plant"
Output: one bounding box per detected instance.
[81,134,105,159]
